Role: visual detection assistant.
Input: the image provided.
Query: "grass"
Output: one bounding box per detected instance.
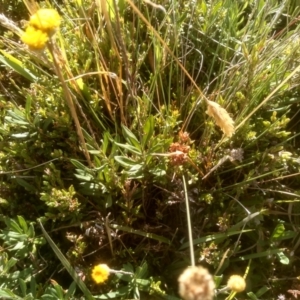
[1,0,300,299]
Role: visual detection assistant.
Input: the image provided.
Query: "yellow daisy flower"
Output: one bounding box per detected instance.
[21,26,49,50]
[91,264,110,284]
[29,9,61,34]
[227,275,246,293]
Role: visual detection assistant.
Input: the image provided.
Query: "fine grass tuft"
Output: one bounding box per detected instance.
[1,0,300,299]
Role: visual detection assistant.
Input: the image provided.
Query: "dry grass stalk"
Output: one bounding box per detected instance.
[0,14,23,36]
[206,100,235,137]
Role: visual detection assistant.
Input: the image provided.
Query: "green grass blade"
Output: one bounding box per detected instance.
[179,229,253,250]
[110,224,171,245]
[38,220,94,300]
[0,51,37,82]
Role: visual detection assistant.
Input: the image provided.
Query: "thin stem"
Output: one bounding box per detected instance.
[182,174,195,266]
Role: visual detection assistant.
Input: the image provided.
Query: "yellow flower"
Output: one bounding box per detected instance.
[91,264,110,284]
[227,275,246,293]
[21,26,49,50]
[29,9,61,33]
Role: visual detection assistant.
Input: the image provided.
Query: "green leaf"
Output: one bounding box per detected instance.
[0,51,37,82]
[30,277,37,298]
[247,291,259,300]
[121,125,142,151]
[70,159,91,173]
[136,261,148,278]
[14,178,36,192]
[19,278,27,297]
[26,223,35,238]
[255,285,270,297]
[0,288,22,299]
[65,281,77,298]
[11,241,25,251]
[213,275,223,288]
[40,294,58,300]
[271,223,285,241]
[17,216,28,233]
[52,282,65,299]
[6,218,23,234]
[4,257,18,273]
[114,156,138,167]
[114,142,142,155]
[5,110,29,125]
[277,251,289,265]
[101,132,110,154]
[93,286,129,299]
[229,211,265,231]
[10,133,30,138]
[136,278,150,288]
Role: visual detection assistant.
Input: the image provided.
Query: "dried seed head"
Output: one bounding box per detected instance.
[178,266,215,300]
[206,100,235,137]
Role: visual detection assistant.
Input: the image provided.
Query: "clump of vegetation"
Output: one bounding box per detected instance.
[1,0,300,299]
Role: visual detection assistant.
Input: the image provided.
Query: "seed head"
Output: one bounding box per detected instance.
[178,266,215,300]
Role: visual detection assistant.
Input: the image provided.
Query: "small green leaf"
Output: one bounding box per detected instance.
[122,125,141,150]
[277,251,289,265]
[271,223,285,241]
[17,216,28,233]
[11,241,25,251]
[70,159,91,172]
[213,275,223,288]
[14,178,36,192]
[136,261,148,278]
[52,282,65,299]
[19,278,27,297]
[11,133,30,138]
[114,142,142,155]
[0,288,22,299]
[6,218,23,234]
[65,281,77,298]
[26,223,35,238]
[30,277,37,297]
[255,285,270,297]
[4,257,18,273]
[247,291,259,300]
[114,156,137,167]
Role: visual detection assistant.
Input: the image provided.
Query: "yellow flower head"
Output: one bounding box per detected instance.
[227,275,246,293]
[21,26,49,50]
[91,264,110,284]
[29,9,61,33]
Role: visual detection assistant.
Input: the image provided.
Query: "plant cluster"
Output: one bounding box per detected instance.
[1,0,300,299]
